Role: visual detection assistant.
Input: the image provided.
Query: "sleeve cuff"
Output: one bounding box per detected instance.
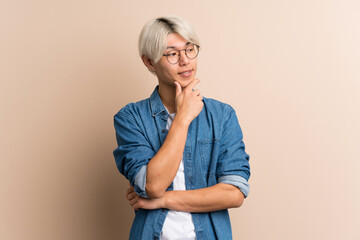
[218,175,250,198]
[134,165,149,198]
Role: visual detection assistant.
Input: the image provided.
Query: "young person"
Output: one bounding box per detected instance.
[113,15,251,240]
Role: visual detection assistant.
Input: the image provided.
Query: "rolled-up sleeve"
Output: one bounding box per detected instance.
[217,107,251,198]
[113,112,155,198]
[218,175,250,198]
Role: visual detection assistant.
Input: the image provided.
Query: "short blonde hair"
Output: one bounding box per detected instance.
[138,16,200,64]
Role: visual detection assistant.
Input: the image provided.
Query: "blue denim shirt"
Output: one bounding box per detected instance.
[113,85,250,240]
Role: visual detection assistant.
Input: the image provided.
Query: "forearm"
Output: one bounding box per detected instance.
[162,183,244,212]
[146,116,189,198]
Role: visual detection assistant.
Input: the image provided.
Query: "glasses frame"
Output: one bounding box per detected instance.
[162,44,200,64]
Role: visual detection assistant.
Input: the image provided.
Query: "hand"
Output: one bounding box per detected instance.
[174,78,204,126]
[126,185,165,211]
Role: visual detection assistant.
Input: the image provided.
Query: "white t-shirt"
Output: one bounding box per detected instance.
[160,107,196,240]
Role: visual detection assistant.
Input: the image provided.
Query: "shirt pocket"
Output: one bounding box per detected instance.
[198,138,219,179]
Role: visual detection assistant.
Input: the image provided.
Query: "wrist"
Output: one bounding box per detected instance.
[161,191,172,209]
[173,114,190,128]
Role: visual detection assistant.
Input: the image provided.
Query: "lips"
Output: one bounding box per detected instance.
[178,69,193,77]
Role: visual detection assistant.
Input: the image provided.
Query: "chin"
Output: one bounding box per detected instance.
[178,81,191,89]
[179,77,194,85]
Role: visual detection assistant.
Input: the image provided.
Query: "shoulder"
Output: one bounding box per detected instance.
[203,96,235,118]
[114,97,150,120]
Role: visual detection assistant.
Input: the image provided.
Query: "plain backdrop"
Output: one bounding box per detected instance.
[1,0,359,239]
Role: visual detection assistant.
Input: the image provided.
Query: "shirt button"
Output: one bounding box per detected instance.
[162,209,166,212]
[162,129,166,133]
[186,153,190,158]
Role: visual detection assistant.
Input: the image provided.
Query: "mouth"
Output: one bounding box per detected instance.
[178,69,193,78]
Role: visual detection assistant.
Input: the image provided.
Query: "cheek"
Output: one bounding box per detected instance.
[165,67,178,77]
[156,63,177,78]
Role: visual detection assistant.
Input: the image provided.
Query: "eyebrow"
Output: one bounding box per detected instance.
[166,42,191,49]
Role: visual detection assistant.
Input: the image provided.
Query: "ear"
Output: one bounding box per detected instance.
[141,55,156,73]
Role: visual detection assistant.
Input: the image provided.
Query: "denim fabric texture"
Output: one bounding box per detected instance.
[113,85,251,240]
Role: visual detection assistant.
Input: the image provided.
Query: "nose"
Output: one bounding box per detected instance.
[178,50,190,66]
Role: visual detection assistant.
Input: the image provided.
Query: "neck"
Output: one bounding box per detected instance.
[158,83,180,114]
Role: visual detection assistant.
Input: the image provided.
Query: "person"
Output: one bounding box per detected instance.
[113,15,251,240]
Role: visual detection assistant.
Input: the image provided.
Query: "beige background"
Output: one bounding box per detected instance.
[1,0,359,239]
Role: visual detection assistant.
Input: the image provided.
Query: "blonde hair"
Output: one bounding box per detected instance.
[138,16,200,64]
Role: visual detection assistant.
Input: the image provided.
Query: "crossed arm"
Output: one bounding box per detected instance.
[125,113,246,212]
[115,110,249,212]
[126,182,244,212]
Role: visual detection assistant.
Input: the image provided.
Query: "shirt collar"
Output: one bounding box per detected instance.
[149,85,167,117]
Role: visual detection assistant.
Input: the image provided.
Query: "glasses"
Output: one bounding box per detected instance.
[163,44,200,64]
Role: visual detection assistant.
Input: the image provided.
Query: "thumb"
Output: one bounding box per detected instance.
[174,81,182,97]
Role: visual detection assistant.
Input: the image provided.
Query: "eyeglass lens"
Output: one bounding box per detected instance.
[166,45,199,64]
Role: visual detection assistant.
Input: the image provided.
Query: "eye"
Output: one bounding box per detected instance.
[186,46,195,52]
[167,51,178,56]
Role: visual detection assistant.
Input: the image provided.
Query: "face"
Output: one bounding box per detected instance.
[151,33,198,89]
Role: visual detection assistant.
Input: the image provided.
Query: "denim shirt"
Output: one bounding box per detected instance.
[113,85,251,240]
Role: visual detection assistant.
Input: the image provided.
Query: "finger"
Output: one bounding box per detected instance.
[126,188,134,197]
[126,186,134,193]
[174,81,182,97]
[192,89,201,96]
[126,186,134,196]
[126,191,132,200]
[126,191,137,201]
[133,203,139,211]
[129,196,138,206]
[186,78,200,92]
